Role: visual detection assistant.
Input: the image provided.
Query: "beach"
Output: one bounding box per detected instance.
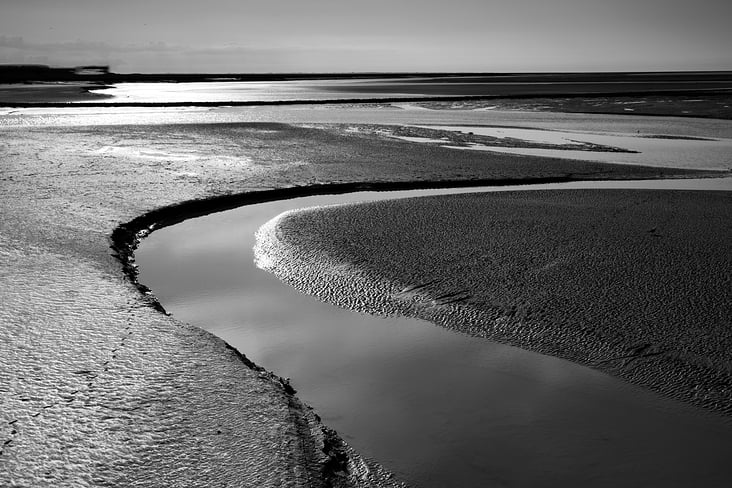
[0,106,728,486]
[3,0,732,480]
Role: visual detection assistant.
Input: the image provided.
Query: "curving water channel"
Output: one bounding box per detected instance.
[136,178,732,488]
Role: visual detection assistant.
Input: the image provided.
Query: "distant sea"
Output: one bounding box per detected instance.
[86,73,732,104]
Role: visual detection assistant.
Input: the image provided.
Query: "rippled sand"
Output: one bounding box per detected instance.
[263,189,732,415]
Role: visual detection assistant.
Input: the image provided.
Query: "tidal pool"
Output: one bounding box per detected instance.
[137,179,732,487]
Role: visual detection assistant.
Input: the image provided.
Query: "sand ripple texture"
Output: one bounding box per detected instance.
[0,120,714,486]
[260,190,732,416]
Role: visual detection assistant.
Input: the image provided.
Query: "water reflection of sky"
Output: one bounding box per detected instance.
[87,80,415,103]
[85,79,732,104]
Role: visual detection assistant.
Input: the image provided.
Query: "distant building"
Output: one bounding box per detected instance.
[74,65,110,76]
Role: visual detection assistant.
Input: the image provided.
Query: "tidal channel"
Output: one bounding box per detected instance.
[136,179,732,488]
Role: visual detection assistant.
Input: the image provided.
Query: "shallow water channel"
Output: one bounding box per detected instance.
[137,179,732,488]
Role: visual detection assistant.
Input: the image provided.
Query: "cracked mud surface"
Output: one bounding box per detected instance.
[0,118,718,486]
[262,190,732,415]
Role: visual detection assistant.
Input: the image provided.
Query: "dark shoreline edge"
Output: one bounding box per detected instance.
[112,176,585,311]
[4,88,731,109]
[109,173,725,483]
[110,172,726,337]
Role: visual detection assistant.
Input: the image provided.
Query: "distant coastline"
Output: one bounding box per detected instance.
[3,65,731,84]
[2,67,732,119]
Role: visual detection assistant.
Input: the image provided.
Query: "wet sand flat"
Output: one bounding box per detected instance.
[2,116,706,486]
[0,105,727,486]
[265,189,732,415]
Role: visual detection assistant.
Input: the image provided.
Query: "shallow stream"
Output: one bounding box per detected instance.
[137,178,732,488]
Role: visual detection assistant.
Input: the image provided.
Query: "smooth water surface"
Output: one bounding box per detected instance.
[87,79,417,104]
[137,180,732,488]
[83,75,732,104]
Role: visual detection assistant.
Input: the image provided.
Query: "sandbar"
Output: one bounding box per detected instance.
[264,189,732,415]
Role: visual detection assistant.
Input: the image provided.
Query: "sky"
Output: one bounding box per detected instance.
[1,0,731,73]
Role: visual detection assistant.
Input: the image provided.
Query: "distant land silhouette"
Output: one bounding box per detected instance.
[2,63,732,85]
[2,65,731,119]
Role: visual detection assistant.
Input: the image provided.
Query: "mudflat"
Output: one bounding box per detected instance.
[0,105,728,486]
[2,118,706,486]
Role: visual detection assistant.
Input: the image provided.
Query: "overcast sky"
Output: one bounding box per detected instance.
[1,0,730,73]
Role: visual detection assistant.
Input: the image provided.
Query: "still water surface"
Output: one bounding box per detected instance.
[88,80,415,103]
[84,76,732,104]
[137,179,732,488]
